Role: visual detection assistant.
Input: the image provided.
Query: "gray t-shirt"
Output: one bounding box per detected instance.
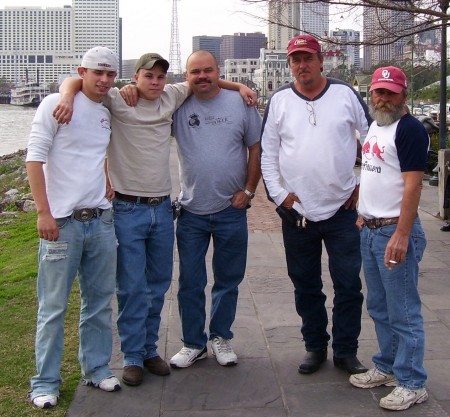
[173,89,261,215]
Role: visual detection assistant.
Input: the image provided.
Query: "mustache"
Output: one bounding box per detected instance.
[373,101,394,111]
[195,79,211,84]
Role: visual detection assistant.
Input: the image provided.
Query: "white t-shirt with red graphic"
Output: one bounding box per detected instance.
[358,113,429,219]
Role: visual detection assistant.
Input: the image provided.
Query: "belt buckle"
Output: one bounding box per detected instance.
[148,197,161,207]
[74,208,95,221]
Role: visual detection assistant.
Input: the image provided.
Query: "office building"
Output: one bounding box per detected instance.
[219,32,267,66]
[223,58,259,86]
[329,29,361,69]
[192,35,222,61]
[73,0,119,54]
[363,1,413,70]
[253,49,291,102]
[0,0,120,85]
[268,0,329,51]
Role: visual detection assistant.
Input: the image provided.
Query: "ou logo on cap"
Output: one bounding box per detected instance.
[381,69,391,79]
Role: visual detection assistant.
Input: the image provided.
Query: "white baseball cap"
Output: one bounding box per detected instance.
[81,46,118,72]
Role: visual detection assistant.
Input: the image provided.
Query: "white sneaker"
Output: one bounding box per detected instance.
[349,367,397,388]
[97,376,121,392]
[32,394,58,409]
[380,386,428,411]
[211,337,238,366]
[170,346,207,368]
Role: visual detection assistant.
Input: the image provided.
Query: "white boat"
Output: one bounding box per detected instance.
[10,81,47,107]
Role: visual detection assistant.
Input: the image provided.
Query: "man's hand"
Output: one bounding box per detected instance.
[238,85,257,107]
[105,184,115,201]
[120,84,139,106]
[344,184,359,210]
[356,214,364,231]
[281,193,300,210]
[37,212,59,241]
[231,190,252,209]
[384,232,409,270]
[53,95,74,124]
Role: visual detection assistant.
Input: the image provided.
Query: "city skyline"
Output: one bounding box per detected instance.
[0,0,268,64]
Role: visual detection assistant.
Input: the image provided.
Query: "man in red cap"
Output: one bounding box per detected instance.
[350,66,429,411]
[261,34,371,375]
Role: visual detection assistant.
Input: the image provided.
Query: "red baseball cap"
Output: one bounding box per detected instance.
[370,66,408,93]
[287,35,321,56]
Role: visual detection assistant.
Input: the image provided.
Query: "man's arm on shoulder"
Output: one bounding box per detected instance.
[384,170,424,269]
[26,161,59,241]
[218,79,257,106]
[53,77,83,124]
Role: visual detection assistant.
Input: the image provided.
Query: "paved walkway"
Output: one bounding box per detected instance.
[68,142,450,417]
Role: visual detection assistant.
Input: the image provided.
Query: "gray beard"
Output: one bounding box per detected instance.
[369,102,405,126]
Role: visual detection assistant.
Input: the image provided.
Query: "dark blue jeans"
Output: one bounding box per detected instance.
[282,206,363,357]
[176,205,248,349]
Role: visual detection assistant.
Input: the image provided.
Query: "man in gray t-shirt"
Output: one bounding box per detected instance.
[170,50,261,369]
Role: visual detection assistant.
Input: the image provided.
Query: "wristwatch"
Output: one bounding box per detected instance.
[244,189,255,199]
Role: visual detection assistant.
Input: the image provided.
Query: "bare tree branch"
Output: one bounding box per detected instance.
[240,0,449,46]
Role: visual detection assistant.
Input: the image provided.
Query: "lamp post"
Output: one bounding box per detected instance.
[439,0,449,149]
[409,40,414,112]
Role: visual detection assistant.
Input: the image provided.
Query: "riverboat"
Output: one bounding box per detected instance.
[10,82,47,107]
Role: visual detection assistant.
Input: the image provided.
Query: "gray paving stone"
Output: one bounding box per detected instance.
[67,145,450,417]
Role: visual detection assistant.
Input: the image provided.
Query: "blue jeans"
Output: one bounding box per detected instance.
[30,209,117,400]
[361,218,427,389]
[282,207,363,357]
[176,205,248,349]
[113,197,173,367]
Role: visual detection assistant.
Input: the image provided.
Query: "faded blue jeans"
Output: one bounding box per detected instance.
[176,205,248,349]
[113,197,174,367]
[30,209,117,400]
[361,218,427,389]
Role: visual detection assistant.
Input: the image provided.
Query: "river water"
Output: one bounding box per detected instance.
[0,104,36,156]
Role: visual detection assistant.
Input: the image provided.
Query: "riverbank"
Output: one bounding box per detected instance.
[0,148,34,214]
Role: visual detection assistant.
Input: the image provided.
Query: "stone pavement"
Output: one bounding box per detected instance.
[67,142,450,417]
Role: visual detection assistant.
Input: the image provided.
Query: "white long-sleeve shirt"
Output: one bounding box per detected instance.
[261,79,371,221]
[26,92,112,218]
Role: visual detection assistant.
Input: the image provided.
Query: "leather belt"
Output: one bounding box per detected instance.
[363,217,399,229]
[115,191,169,206]
[73,208,105,222]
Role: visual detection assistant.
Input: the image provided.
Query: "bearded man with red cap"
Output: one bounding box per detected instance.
[350,66,430,412]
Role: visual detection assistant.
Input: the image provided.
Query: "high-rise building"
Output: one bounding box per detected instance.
[220,32,267,66]
[0,0,120,85]
[363,2,413,70]
[268,1,300,50]
[73,0,119,54]
[268,0,329,51]
[330,29,361,69]
[192,36,222,61]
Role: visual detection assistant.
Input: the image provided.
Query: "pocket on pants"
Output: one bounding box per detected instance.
[100,208,114,225]
[112,199,135,215]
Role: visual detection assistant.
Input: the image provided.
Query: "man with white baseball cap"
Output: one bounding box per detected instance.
[27,46,120,409]
[81,45,119,72]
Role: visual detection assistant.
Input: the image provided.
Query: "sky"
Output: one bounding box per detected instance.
[0,0,268,65]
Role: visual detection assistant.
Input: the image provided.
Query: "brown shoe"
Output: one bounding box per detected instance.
[122,365,143,386]
[143,356,171,376]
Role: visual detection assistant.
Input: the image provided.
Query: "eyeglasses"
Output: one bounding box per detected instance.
[306,101,316,126]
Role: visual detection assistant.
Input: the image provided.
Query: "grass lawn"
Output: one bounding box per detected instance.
[0,212,80,417]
